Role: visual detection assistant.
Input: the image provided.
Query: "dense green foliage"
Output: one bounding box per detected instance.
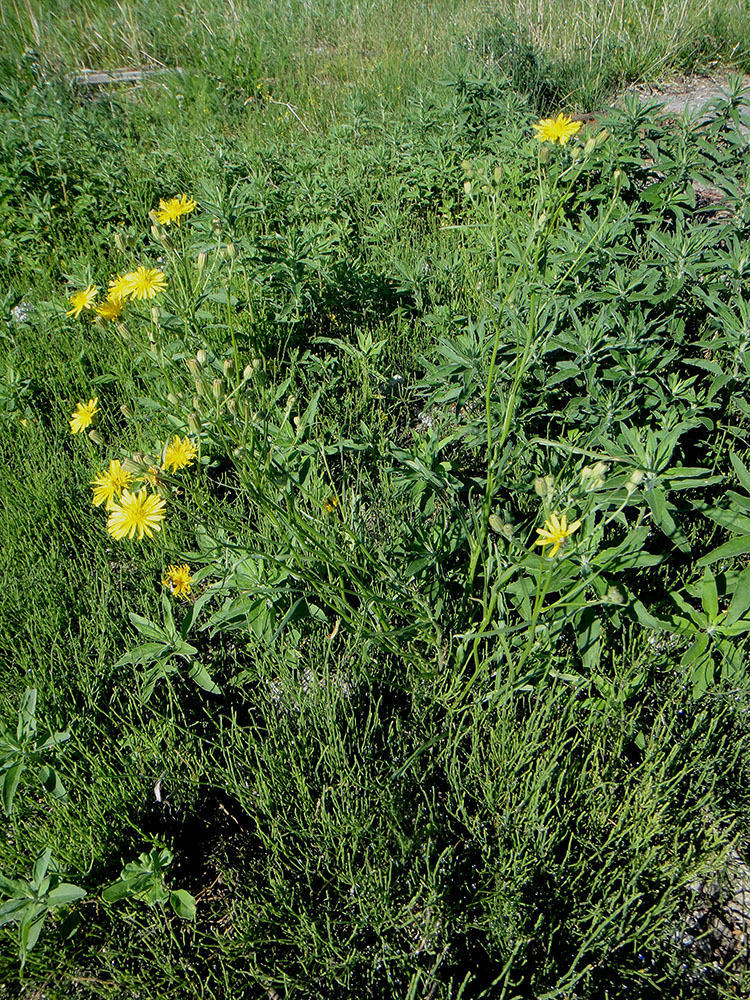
[2,3,750,997]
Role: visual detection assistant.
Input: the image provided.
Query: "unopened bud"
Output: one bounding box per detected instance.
[627,468,645,494]
[222,358,233,378]
[463,180,472,195]
[150,306,160,325]
[196,349,207,366]
[188,413,201,436]
[114,232,127,252]
[166,393,179,406]
[584,136,596,156]
[196,251,207,272]
[120,404,133,420]
[242,363,254,381]
[212,378,223,400]
[187,358,200,379]
[226,398,237,417]
[192,396,201,411]
[88,429,104,446]
[540,145,551,164]
[224,242,235,259]
[596,128,610,146]
[493,164,503,182]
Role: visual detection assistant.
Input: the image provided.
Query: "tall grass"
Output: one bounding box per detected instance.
[1,0,749,110]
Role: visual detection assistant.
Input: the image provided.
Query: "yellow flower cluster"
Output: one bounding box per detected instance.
[66,267,168,321]
[82,413,199,544]
[64,194,196,320]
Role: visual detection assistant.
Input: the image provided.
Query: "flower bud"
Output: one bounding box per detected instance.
[188,413,201,436]
[226,398,237,417]
[114,232,127,252]
[187,358,201,379]
[150,306,160,325]
[196,349,207,366]
[88,429,104,446]
[212,378,223,400]
[539,145,551,164]
[196,251,207,272]
[242,363,254,381]
[166,393,179,406]
[584,136,597,157]
[192,396,201,411]
[222,358,233,378]
[120,404,133,420]
[224,242,235,259]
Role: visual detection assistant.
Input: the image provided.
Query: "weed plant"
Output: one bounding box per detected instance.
[2,5,750,999]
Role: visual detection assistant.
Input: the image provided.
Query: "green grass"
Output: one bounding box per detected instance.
[2,1,750,997]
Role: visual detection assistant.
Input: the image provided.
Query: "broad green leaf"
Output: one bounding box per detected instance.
[170,889,197,920]
[701,567,719,621]
[644,487,690,551]
[102,877,141,903]
[187,660,221,695]
[20,907,46,958]
[17,689,36,742]
[32,849,51,886]
[128,613,171,643]
[726,567,750,626]
[681,633,709,666]
[46,883,86,907]
[691,654,714,700]
[2,762,24,817]
[39,765,67,801]
[697,536,750,566]
[730,451,750,494]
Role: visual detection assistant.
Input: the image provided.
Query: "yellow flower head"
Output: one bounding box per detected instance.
[107,274,131,303]
[91,459,133,508]
[70,397,99,434]
[107,489,166,541]
[533,512,582,557]
[155,194,197,226]
[162,563,193,599]
[96,298,125,321]
[162,435,198,473]
[533,113,583,146]
[323,496,339,513]
[66,285,98,318]
[121,267,168,301]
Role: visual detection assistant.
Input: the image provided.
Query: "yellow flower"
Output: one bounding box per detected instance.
[533,113,583,146]
[162,563,193,599]
[107,489,166,541]
[162,435,198,473]
[66,285,98,318]
[323,496,338,513]
[155,194,197,226]
[533,512,582,557]
[91,459,133,508]
[70,397,99,434]
[107,274,131,303]
[121,267,168,301]
[96,298,125,321]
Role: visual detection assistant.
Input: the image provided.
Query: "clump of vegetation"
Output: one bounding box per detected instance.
[2,1,750,996]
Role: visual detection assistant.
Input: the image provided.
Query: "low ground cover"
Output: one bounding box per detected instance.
[2,3,750,997]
